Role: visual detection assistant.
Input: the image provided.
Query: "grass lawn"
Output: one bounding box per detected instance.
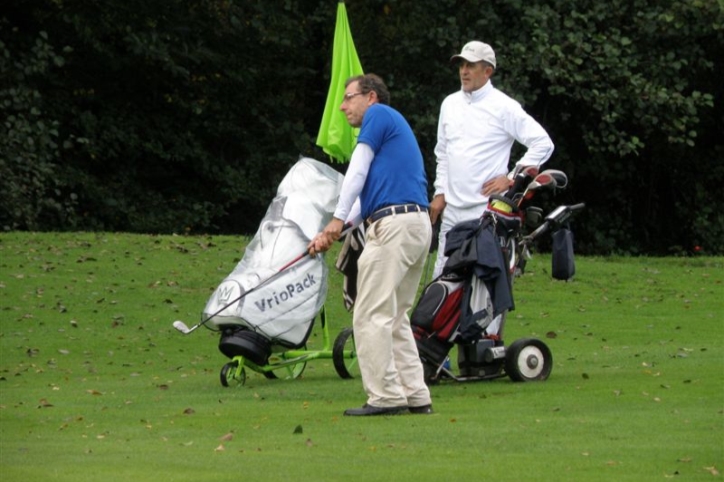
[1,232,722,481]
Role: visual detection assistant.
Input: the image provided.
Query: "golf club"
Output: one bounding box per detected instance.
[539,169,568,188]
[172,250,310,335]
[172,223,357,336]
[517,172,558,208]
[506,165,539,201]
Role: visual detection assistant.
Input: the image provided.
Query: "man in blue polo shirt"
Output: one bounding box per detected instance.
[308,74,433,416]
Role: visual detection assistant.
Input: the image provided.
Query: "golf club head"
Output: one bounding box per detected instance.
[530,172,557,190]
[505,165,541,199]
[517,172,557,208]
[526,172,557,194]
[173,320,191,334]
[511,164,539,179]
[539,169,568,188]
[521,165,540,178]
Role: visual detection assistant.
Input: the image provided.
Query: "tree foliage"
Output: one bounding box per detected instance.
[1,0,722,254]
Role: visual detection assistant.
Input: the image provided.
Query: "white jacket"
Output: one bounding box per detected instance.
[434,81,554,209]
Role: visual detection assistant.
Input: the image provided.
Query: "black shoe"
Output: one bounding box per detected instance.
[409,404,433,414]
[343,404,409,416]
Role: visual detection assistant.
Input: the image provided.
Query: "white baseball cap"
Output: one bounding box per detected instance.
[450,41,496,69]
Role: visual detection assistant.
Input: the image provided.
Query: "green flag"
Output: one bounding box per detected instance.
[316,1,364,163]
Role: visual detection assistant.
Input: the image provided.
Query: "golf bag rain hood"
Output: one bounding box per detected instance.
[203,157,344,346]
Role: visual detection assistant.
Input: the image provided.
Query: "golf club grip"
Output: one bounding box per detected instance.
[278,251,309,271]
[505,172,532,198]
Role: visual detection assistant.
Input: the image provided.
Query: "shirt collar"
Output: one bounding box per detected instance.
[462,80,494,103]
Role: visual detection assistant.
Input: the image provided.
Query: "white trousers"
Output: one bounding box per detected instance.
[353,210,432,408]
[432,203,487,279]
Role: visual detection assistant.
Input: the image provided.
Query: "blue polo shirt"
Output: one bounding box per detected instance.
[356,104,429,219]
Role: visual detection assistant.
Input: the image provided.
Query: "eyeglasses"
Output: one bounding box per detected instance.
[342,92,365,101]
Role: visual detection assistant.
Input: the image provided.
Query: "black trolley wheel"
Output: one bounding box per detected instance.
[220,360,246,387]
[332,327,358,379]
[504,338,553,382]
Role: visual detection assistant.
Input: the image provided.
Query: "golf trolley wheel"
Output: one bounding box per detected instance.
[220,360,246,387]
[332,327,358,379]
[263,348,308,380]
[504,338,553,382]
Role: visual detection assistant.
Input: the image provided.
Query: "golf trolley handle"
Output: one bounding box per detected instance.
[523,203,586,242]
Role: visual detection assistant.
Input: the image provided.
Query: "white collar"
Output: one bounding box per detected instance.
[462,81,493,103]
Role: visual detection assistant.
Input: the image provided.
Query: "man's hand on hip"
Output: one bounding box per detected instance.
[482,175,512,197]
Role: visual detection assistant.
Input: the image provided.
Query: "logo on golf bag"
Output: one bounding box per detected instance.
[253,273,317,312]
[215,284,238,304]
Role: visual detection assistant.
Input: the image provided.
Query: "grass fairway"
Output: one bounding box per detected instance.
[1,232,722,481]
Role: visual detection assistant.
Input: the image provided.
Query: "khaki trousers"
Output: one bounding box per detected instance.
[353,210,432,408]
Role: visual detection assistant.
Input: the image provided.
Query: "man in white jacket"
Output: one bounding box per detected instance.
[430,40,554,278]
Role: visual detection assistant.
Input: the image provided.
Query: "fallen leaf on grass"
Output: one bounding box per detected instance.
[87,389,102,395]
[219,432,233,441]
[306,438,313,447]
[293,425,303,434]
[38,398,53,408]
[704,466,719,475]
[214,444,225,452]
[183,408,195,414]
[546,331,557,339]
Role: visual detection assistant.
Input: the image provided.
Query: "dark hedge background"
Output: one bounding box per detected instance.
[2,0,722,255]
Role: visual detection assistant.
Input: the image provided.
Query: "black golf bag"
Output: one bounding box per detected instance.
[411,165,584,384]
[412,212,516,381]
